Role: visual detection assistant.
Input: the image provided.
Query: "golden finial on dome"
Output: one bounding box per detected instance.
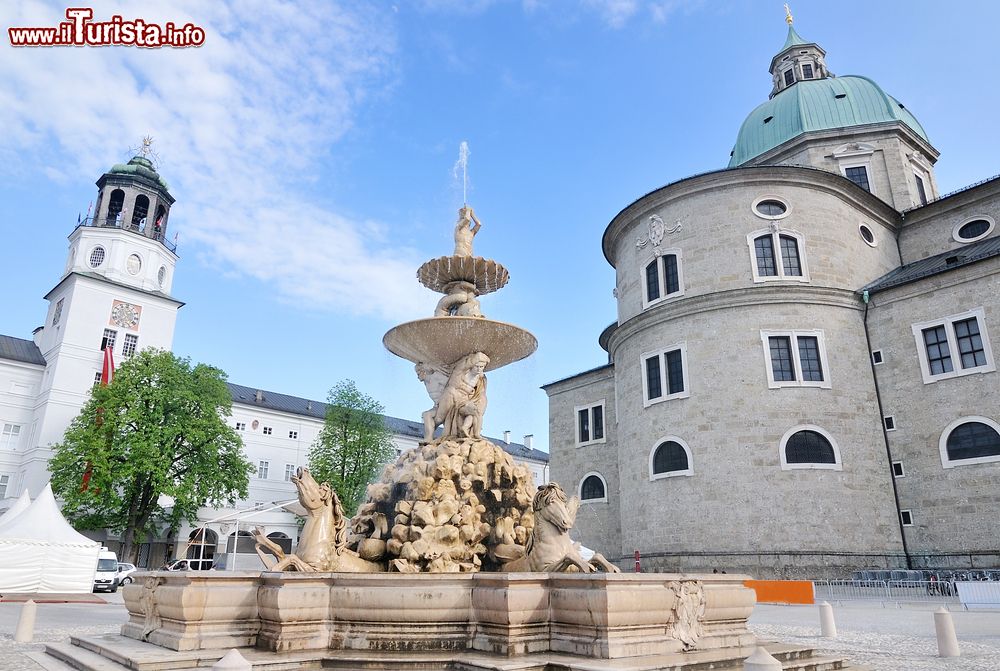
[784,3,794,25]
[140,135,154,157]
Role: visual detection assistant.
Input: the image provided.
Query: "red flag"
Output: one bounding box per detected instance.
[101,346,115,386]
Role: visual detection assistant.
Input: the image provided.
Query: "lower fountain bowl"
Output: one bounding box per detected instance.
[383,317,537,371]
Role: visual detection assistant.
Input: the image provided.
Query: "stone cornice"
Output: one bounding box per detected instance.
[602,165,900,267]
[541,363,614,394]
[607,285,862,359]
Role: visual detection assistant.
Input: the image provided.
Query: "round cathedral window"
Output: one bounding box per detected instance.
[859,224,877,246]
[752,196,790,220]
[88,246,106,268]
[126,253,142,275]
[954,218,994,243]
[157,266,167,286]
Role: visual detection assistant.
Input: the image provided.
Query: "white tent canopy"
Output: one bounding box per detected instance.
[0,484,101,593]
[0,490,31,527]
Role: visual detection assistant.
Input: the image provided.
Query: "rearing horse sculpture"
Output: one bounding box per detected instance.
[253,467,382,572]
[502,483,620,573]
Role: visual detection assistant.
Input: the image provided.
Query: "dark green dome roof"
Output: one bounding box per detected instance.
[108,155,170,191]
[729,75,929,167]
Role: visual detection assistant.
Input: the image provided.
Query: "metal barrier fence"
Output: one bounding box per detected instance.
[815,579,1000,607]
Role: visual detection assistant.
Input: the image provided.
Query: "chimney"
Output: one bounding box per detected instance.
[503,430,511,443]
[523,434,533,449]
[255,390,264,404]
[307,401,313,411]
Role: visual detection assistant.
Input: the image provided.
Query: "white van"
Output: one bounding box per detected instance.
[93,547,120,593]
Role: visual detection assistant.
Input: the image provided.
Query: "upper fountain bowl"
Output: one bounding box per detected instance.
[417,256,509,295]
[383,317,537,371]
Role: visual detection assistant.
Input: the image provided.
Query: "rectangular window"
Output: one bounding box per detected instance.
[101,328,117,351]
[754,236,777,277]
[892,461,905,478]
[0,424,21,450]
[122,333,138,358]
[0,474,9,499]
[52,298,64,326]
[783,68,794,85]
[871,350,884,365]
[642,345,689,406]
[900,510,913,526]
[801,63,814,79]
[284,464,295,481]
[915,173,927,205]
[779,235,802,276]
[762,330,831,388]
[288,430,298,439]
[884,416,896,431]
[235,422,246,431]
[575,401,606,446]
[844,166,871,192]
[262,426,273,435]
[257,461,269,479]
[913,309,995,383]
[643,252,683,306]
[94,372,103,386]
[645,355,662,401]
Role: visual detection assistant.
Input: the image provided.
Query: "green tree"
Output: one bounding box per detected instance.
[308,380,395,516]
[49,349,254,563]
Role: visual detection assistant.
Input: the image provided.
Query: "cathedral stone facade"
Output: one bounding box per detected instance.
[544,23,1000,578]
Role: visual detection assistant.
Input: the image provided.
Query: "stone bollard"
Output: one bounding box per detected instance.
[13,599,37,643]
[743,645,783,670]
[819,600,837,638]
[934,607,961,658]
[213,648,252,670]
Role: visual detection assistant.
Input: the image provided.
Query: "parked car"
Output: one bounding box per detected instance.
[116,562,138,584]
[93,548,119,593]
[160,558,190,571]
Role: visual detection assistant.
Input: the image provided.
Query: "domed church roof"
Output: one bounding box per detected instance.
[728,21,929,167]
[108,155,170,191]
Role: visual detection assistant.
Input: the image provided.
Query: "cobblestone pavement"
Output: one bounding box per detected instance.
[750,603,1000,671]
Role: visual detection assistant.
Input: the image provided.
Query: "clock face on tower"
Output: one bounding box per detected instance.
[110,300,142,330]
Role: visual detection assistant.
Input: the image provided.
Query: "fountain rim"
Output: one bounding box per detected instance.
[383,316,537,372]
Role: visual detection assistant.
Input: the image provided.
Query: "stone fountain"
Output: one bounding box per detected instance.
[45,206,858,670]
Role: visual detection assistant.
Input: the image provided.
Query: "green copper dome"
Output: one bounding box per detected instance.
[108,155,170,191]
[729,75,929,167]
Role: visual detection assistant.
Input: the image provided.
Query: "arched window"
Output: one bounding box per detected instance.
[579,473,607,502]
[643,250,684,306]
[649,437,693,479]
[107,189,125,226]
[186,528,218,563]
[940,417,1000,468]
[131,194,150,229]
[779,425,841,471]
[747,228,808,282]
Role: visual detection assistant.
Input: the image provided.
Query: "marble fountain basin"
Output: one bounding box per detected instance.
[383,317,538,371]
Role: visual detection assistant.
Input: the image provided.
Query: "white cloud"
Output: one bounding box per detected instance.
[0,1,427,321]
[582,0,639,28]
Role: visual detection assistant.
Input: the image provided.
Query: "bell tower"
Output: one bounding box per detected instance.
[20,140,183,496]
[768,6,831,98]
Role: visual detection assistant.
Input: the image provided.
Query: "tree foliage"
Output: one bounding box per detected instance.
[308,380,395,516]
[49,349,254,563]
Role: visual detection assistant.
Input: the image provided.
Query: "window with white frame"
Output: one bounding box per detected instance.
[262,426,273,435]
[0,474,9,498]
[747,229,808,282]
[101,328,117,351]
[900,510,913,526]
[579,472,608,503]
[288,430,298,439]
[257,461,269,479]
[284,464,296,481]
[0,424,21,450]
[761,330,830,388]
[939,416,1000,468]
[643,251,683,306]
[843,165,871,192]
[52,298,64,326]
[122,333,138,358]
[649,436,693,479]
[235,422,246,431]
[912,308,995,384]
[641,343,689,406]
[779,425,842,470]
[575,400,606,446]
[914,173,928,205]
[93,372,103,386]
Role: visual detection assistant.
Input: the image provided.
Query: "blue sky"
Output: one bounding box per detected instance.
[3,1,999,452]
